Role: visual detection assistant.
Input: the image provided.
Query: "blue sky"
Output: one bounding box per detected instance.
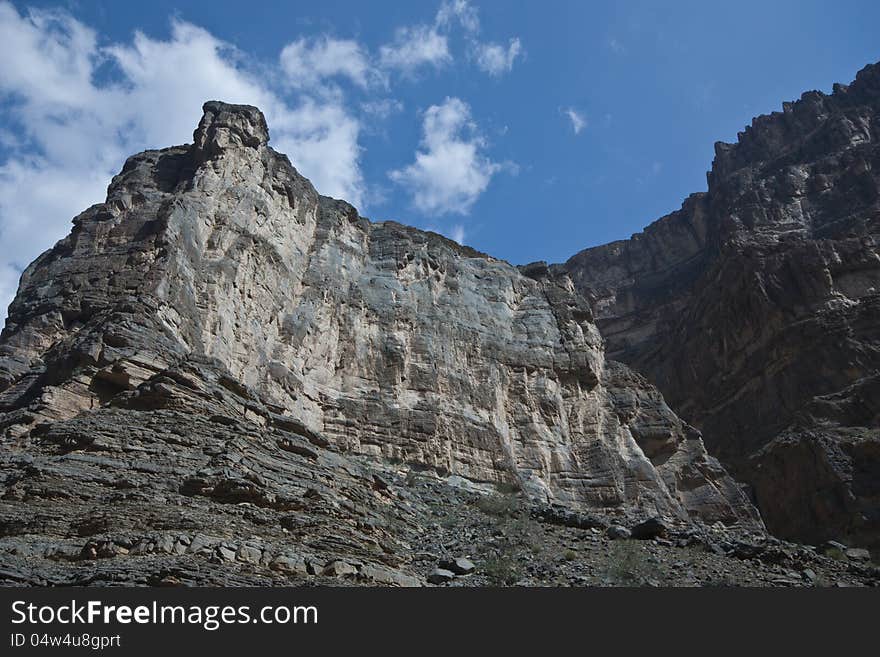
[1,1,878,318]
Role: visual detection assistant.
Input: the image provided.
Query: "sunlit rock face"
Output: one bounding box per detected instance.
[0,101,756,527]
[561,62,880,546]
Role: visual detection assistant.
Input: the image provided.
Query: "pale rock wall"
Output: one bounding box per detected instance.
[0,102,758,524]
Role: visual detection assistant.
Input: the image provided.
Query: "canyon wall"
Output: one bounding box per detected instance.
[560,63,880,545]
[0,101,757,565]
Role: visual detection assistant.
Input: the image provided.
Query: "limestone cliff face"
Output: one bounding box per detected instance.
[560,63,880,546]
[0,101,757,531]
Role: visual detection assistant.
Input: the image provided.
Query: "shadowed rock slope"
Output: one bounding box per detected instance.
[0,102,758,585]
[560,62,880,548]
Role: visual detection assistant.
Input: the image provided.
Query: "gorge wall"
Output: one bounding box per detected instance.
[3,61,879,584]
[0,102,758,583]
[560,62,880,546]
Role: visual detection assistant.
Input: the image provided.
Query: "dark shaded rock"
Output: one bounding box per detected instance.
[560,62,880,548]
[630,518,668,540]
[846,548,871,561]
[531,505,609,530]
[439,557,475,575]
[606,525,631,540]
[427,568,456,585]
[704,541,727,557]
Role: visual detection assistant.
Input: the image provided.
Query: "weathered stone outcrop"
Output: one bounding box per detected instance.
[0,102,759,584]
[560,62,880,547]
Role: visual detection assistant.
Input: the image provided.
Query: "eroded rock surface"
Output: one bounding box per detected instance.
[0,101,758,585]
[560,62,880,547]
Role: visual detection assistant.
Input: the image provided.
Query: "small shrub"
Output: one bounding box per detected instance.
[495,481,522,495]
[825,547,846,562]
[605,541,647,585]
[483,553,521,586]
[475,493,519,517]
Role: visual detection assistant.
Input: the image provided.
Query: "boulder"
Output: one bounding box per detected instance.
[439,557,475,575]
[427,569,456,585]
[606,526,631,540]
[630,518,668,540]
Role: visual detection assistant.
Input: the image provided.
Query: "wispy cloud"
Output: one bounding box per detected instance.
[361,98,404,120]
[473,37,522,76]
[563,107,587,134]
[436,0,480,34]
[280,36,381,89]
[379,24,451,74]
[379,1,522,78]
[607,37,625,54]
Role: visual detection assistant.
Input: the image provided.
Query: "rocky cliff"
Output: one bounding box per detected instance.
[561,62,880,547]
[0,102,759,585]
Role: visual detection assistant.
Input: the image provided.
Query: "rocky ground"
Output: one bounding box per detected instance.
[2,417,877,587]
[406,479,879,587]
[0,466,880,587]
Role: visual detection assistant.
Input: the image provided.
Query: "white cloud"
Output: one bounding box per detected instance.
[563,108,587,134]
[436,0,480,34]
[271,100,364,205]
[378,1,522,78]
[379,25,451,74]
[450,223,466,244]
[389,97,502,215]
[111,23,366,200]
[280,36,379,89]
[440,0,521,77]
[361,98,404,120]
[0,3,367,319]
[106,21,281,150]
[474,38,522,76]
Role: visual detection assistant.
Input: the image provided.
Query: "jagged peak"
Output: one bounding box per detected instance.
[852,60,880,92]
[707,60,880,187]
[193,100,269,157]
